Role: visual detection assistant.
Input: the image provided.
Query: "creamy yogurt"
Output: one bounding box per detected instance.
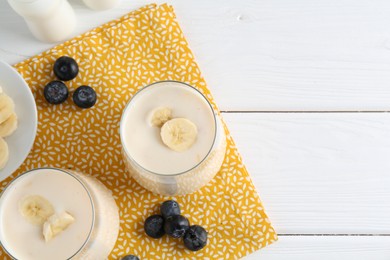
[122,81,216,175]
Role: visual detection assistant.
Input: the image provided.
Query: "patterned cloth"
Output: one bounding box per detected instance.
[2,4,277,259]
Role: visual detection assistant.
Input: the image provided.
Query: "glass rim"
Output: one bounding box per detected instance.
[120,80,218,177]
[0,167,95,260]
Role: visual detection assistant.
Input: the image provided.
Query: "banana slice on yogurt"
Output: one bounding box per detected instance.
[150,107,172,127]
[160,118,198,152]
[43,212,75,242]
[19,195,55,225]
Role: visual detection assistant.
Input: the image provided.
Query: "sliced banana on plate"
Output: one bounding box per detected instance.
[0,91,19,170]
[43,212,75,242]
[0,137,9,170]
[0,94,15,124]
[0,113,17,137]
[150,107,172,127]
[160,118,198,152]
[19,195,55,225]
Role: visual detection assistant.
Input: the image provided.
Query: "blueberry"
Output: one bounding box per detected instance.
[144,215,165,239]
[73,86,97,109]
[121,255,140,260]
[183,225,208,251]
[43,81,69,104]
[53,56,79,81]
[160,200,181,219]
[164,215,189,238]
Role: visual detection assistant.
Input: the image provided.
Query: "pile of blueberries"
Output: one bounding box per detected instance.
[144,200,208,251]
[44,56,97,109]
[121,200,208,260]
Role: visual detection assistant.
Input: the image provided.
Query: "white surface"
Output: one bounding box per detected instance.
[1,0,390,259]
[224,113,390,234]
[247,236,390,260]
[0,60,37,182]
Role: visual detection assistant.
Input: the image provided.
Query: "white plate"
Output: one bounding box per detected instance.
[0,60,37,182]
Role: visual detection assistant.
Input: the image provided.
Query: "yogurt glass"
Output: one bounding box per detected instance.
[120,81,227,196]
[7,0,76,43]
[0,168,119,260]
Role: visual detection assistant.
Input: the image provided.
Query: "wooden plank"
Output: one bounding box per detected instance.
[246,236,390,260]
[223,112,390,234]
[2,1,390,110]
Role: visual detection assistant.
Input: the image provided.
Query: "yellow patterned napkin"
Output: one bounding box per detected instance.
[2,4,277,259]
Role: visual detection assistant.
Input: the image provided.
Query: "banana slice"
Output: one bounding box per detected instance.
[0,113,17,137]
[0,94,15,124]
[19,195,55,225]
[150,107,172,127]
[160,118,198,152]
[0,137,9,170]
[43,212,75,242]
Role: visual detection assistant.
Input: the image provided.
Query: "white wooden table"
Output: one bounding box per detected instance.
[1,0,390,259]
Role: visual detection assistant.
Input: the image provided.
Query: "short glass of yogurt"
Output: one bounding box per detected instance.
[0,167,119,260]
[120,81,227,196]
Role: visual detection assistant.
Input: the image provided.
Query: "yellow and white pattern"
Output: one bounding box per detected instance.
[1,4,277,259]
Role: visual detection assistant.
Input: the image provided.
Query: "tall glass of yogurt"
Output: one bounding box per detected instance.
[120,81,227,196]
[0,168,119,260]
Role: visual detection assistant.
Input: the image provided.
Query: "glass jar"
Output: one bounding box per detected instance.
[0,168,119,259]
[120,81,227,196]
[7,0,76,42]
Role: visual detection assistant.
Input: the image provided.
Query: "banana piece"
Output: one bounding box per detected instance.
[0,94,15,124]
[19,195,55,225]
[43,212,75,242]
[150,107,172,127]
[160,118,198,152]
[0,113,17,137]
[0,137,9,170]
